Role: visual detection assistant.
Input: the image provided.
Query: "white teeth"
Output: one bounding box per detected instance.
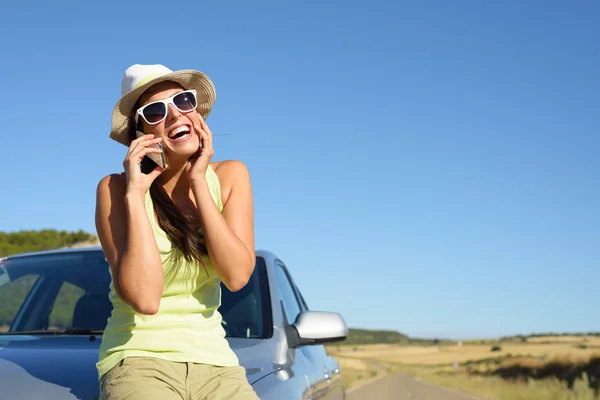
[169,125,190,138]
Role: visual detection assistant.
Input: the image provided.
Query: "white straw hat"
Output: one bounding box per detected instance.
[109,64,216,146]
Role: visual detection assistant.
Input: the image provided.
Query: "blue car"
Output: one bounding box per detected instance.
[0,247,348,399]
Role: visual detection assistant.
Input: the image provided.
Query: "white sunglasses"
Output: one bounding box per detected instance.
[135,90,198,125]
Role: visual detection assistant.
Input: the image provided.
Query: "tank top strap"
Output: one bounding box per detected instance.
[205,164,223,212]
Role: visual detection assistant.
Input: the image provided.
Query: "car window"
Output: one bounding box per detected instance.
[274,261,302,325]
[48,282,86,329]
[294,285,309,311]
[0,272,40,332]
[0,251,273,338]
[220,256,272,339]
[0,252,112,333]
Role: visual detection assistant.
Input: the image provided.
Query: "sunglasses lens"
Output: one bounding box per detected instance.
[174,91,197,111]
[143,103,166,123]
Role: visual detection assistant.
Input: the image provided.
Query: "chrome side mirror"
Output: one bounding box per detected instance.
[289,311,348,347]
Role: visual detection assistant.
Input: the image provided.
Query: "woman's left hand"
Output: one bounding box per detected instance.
[186,114,214,184]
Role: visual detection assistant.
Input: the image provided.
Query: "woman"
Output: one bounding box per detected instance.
[95,64,259,399]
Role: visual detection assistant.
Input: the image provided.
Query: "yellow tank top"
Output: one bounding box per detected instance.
[96,166,239,379]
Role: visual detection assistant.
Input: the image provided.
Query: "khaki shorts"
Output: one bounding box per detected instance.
[100,357,259,400]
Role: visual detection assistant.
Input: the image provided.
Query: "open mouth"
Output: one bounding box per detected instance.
[168,125,191,142]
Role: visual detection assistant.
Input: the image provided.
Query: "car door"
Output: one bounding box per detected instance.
[291,279,344,400]
[274,260,331,400]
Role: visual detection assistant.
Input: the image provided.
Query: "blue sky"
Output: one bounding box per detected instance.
[0,0,598,339]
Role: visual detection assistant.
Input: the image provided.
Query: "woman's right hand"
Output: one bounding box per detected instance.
[123,134,166,196]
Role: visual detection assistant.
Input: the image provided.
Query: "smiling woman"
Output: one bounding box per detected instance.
[94,64,258,400]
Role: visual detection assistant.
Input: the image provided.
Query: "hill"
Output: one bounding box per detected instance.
[501,332,600,340]
[0,229,98,258]
[342,328,411,345]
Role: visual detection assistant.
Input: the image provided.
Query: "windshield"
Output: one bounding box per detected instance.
[0,250,272,339]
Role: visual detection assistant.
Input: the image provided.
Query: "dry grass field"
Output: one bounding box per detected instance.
[419,372,598,400]
[328,335,600,399]
[331,336,599,367]
[526,336,600,346]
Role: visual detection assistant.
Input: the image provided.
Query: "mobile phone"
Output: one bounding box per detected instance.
[136,130,167,174]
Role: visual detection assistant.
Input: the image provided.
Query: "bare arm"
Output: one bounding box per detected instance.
[191,160,256,291]
[95,175,164,314]
[95,135,167,314]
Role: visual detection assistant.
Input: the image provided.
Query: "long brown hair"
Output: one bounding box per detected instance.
[127,107,208,277]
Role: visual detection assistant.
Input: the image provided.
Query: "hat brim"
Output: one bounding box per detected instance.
[109,69,216,146]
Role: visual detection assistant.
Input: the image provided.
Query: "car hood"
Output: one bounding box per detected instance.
[0,335,102,400]
[0,335,277,400]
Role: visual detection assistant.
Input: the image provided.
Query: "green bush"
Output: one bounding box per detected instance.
[0,229,95,257]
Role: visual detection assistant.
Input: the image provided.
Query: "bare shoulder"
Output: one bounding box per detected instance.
[210,160,252,204]
[211,160,250,184]
[96,173,127,197]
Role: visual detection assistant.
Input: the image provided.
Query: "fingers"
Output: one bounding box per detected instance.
[131,145,163,163]
[203,130,214,157]
[194,118,213,157]
[195,127,213,159]
[125,136,162,164]
[198,114,212,136]
[127,134,155,151]
[128,135,162,156]
[199,117,213,148]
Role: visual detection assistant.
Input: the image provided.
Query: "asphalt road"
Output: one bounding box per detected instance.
[347,373,483,400]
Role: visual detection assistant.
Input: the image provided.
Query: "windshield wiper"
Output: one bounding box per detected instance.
[0,329,104,335]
